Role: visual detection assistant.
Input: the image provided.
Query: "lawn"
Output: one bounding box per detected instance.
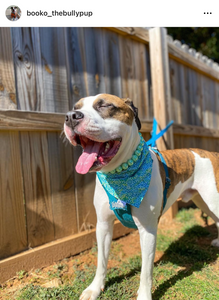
[1,208,219,299]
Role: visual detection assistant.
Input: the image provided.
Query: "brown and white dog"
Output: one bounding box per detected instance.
[64,93,219,300]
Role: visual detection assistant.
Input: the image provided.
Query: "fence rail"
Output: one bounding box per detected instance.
[0,110,65,131]
[1,26,219,283]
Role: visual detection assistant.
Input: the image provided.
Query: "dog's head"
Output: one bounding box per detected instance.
[64,94,141,174]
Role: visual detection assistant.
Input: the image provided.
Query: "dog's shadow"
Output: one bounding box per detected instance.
[105,222,219,299]
[153,223,219,299]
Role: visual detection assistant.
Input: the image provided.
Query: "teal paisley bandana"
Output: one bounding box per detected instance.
[97,134,153,215]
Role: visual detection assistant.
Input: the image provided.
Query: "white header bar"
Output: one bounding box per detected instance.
[1,0,218,27]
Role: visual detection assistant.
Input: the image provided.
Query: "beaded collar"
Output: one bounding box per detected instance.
[97,133,153,210]
[106,133,145,174]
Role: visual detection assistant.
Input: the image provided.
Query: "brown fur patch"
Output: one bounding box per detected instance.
[93,94,134,126]
[156,149,195,199]
[73,98,84,110]
[191,149,219,193]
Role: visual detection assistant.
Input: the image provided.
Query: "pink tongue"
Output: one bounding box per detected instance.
[76,140,102,174]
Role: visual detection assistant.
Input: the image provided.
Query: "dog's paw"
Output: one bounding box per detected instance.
[211,238,219,248]
[79,287,102,300]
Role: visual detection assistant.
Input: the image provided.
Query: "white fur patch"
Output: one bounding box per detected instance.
[192,151,219,216]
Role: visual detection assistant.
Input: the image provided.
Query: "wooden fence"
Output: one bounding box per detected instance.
[1,27,219,282]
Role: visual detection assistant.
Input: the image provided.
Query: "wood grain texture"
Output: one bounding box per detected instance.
[201,76,211,129]
[73,27,120,97]
[12,27,70,113]
[209,79,217,129]
[178,64,188,125]
[0,131,27,259]
[0,28,17,109]
[102,30,122,96]
[68,27,88,105]
[92,28,109,94]
[82,28,101,96]
[149,27,174,150]
[173,123,219,138]
[164,45,219,131]
[118,36,150,120]
[136,41,148,115]
[191,70,202,126]
[12,28,43,111]
[20,131,55,248]
[168,41,219,82]
[107,27,149,44]
[183,66,191,124]
[174,135,219,152]
[194,73,202,126]
[169,59,181,124]
[39,27,70,113]
[187,69,196,125]
[0,110,65,131]
[119,35,135,99]
[47,132,78,239]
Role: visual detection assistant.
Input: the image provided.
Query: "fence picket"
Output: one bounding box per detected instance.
[47,132,78,239]
[20,132,55,248]
[0,131,27,259]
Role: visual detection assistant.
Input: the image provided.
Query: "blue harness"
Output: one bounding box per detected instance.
[147,118,173,210]
[97,118,173,229]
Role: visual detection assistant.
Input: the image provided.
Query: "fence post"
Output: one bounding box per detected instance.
[149,27,178,219]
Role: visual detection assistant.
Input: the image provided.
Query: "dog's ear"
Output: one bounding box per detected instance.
[124,98,141,131]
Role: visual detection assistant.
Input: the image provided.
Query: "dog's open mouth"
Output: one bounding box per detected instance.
[72,134,121,174]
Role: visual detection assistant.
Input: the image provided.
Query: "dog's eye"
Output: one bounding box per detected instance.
[99,103,115,109]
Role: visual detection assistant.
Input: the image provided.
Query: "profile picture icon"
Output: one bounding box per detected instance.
[6,5,21,21]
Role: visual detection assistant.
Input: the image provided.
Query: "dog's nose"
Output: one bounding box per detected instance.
[65,111,84,127]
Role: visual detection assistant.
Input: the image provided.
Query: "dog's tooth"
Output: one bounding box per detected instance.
[95,157,97,161]
[101,143,110,155]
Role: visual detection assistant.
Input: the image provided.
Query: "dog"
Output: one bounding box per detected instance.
[64,93,219,300]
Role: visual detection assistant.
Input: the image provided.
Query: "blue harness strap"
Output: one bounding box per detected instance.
[146,118,174,148]
[150,148,171,210]
[147,118,173,210]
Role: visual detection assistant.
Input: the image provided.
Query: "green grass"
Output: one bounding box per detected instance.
[15,208,219,300]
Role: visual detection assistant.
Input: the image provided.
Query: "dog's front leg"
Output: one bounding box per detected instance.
[132,190,161,300]
[80,220,114,300]
[137,225,157,300]
[80,177,115,300]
